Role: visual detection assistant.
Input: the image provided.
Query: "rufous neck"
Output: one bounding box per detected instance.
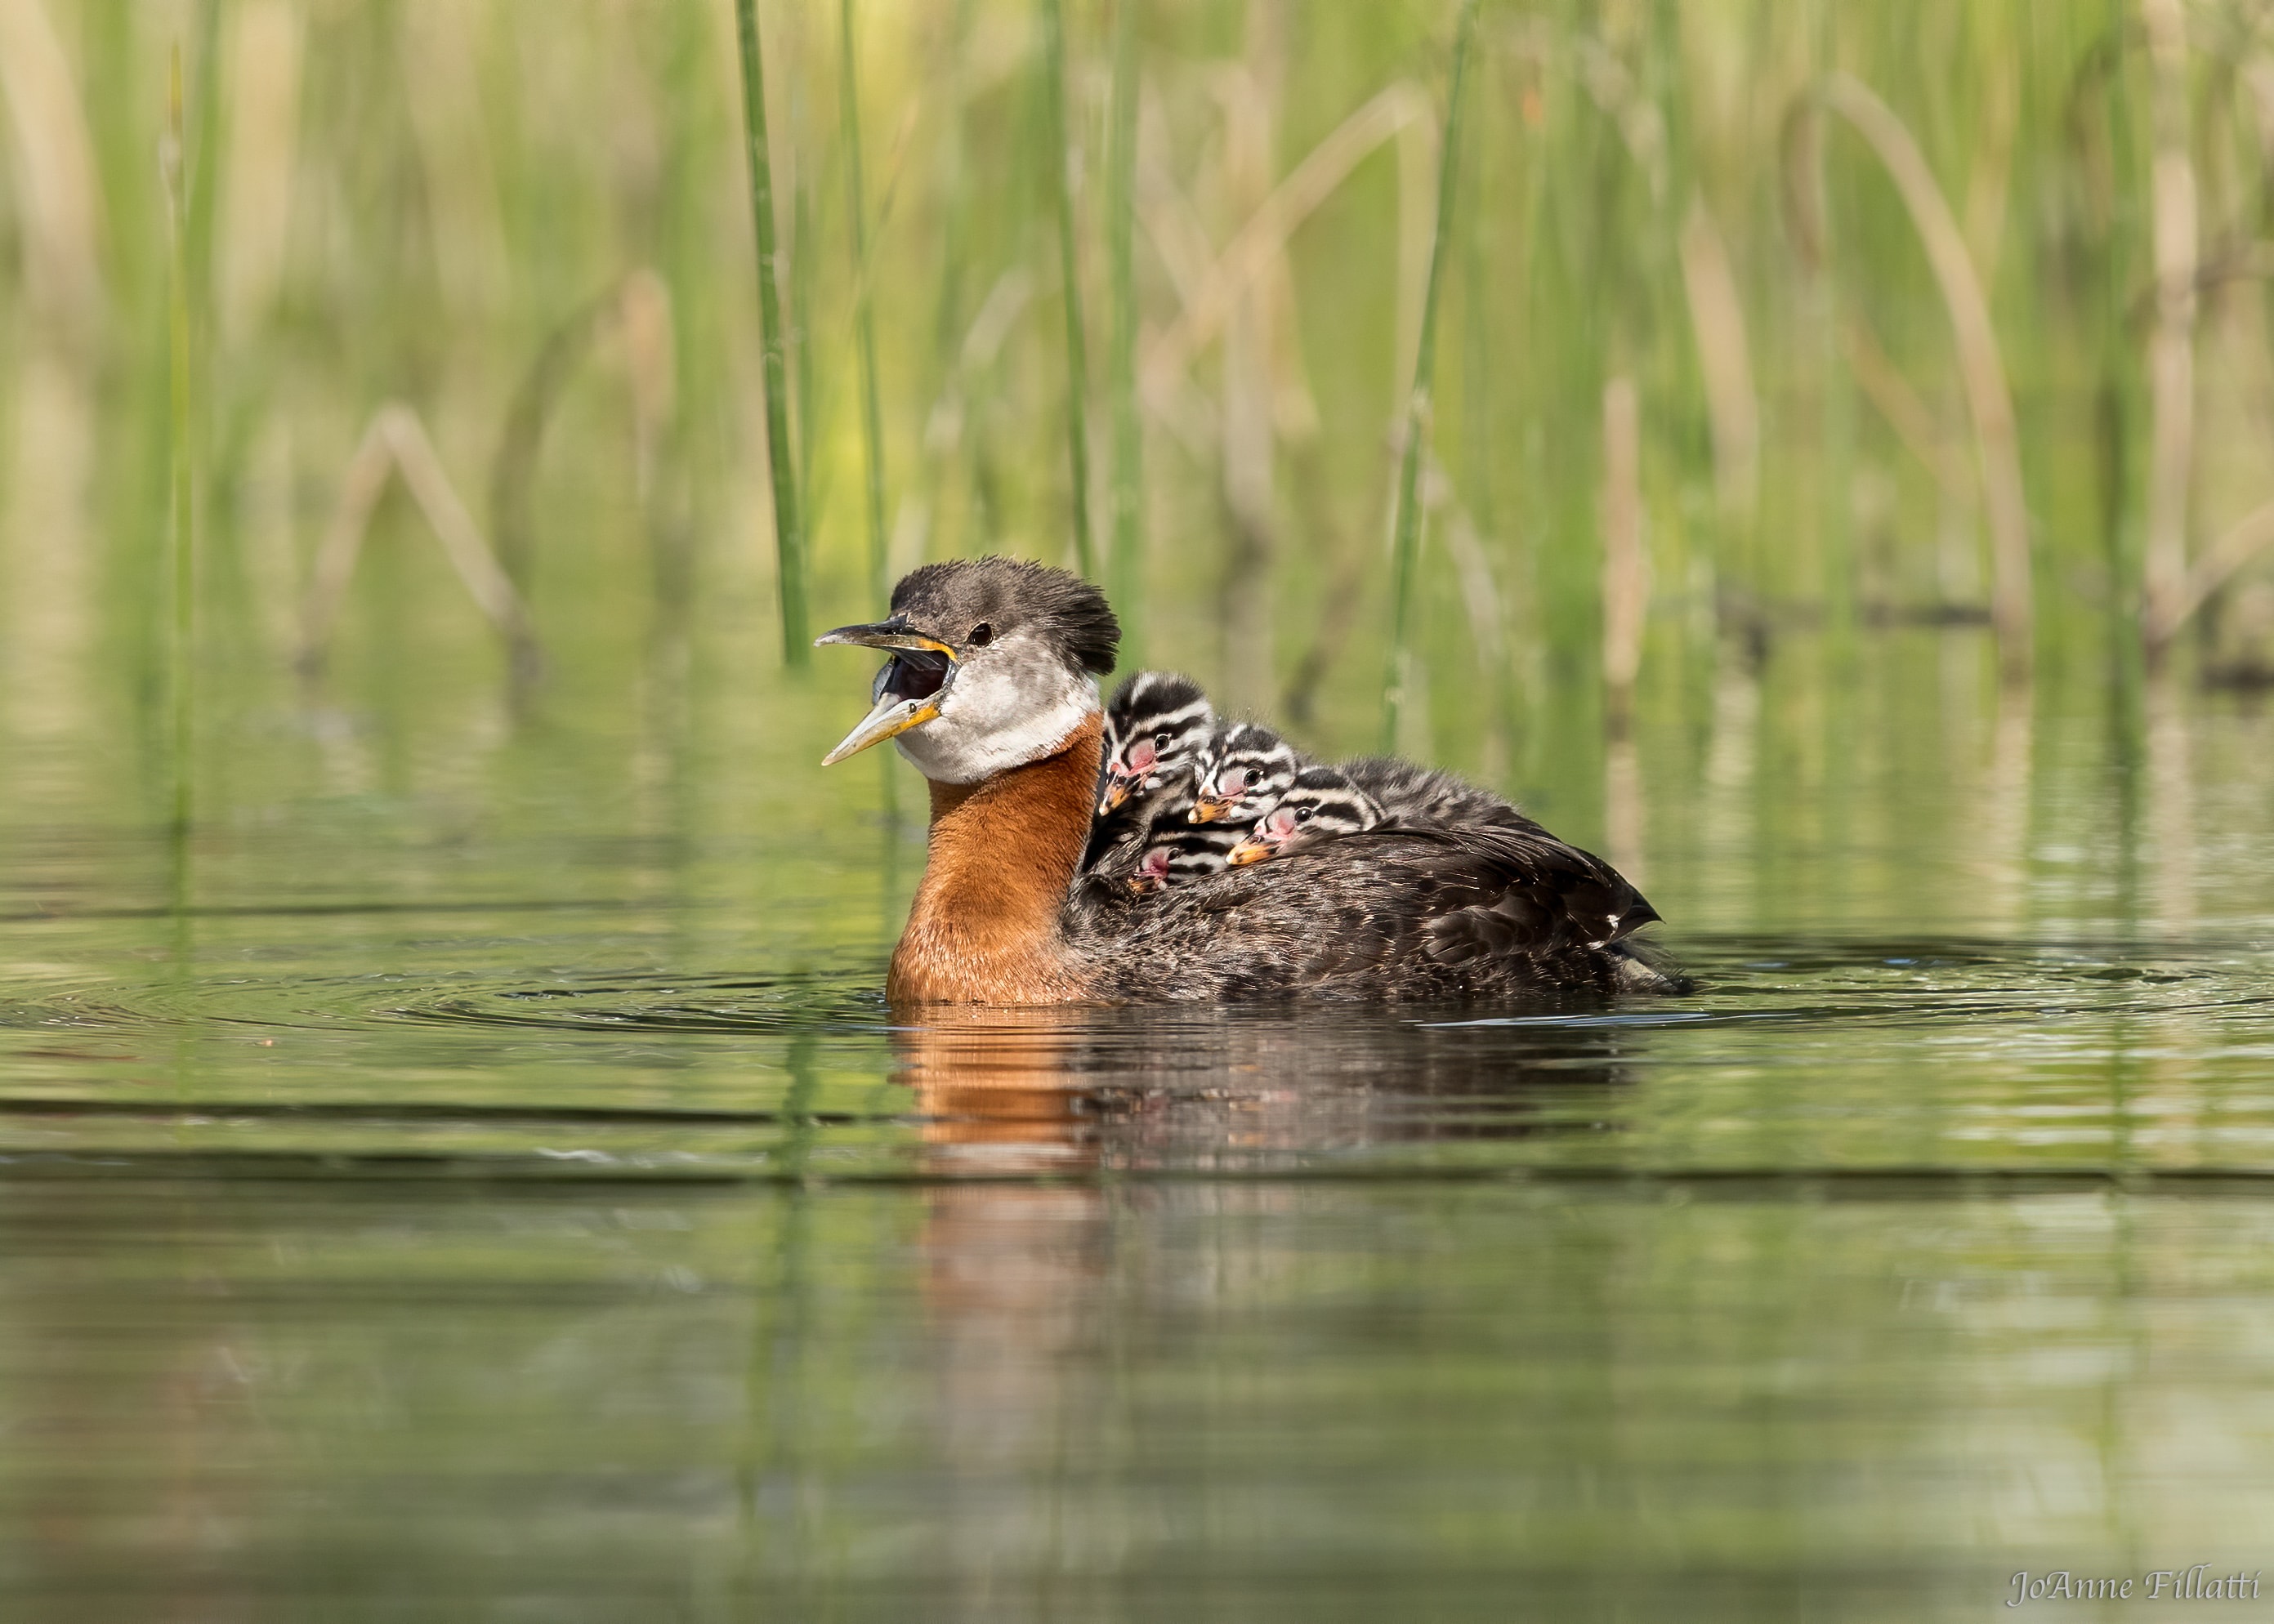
[888,713,1102,1004]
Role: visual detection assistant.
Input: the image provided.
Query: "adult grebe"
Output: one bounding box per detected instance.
[818,556,1673,1003]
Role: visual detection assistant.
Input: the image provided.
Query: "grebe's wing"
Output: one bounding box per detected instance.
[1068,823,1667,999]
[1410,824,1657,964]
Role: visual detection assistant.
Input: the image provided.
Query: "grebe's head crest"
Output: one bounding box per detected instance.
[1189,722,1301,826]
[1099,671,1213,814]
[815,556,1120,783]
[1227,764,1384,865]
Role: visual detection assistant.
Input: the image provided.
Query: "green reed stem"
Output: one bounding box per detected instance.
[1039,0,1094,578]
[838,1,900,826]
[1381,0,1477,752]
[793,180,817,542]
[187,0,222,318]
[733,0,807,664]
[163,47,195,853]
[840,0,889,605]
[1105,0,1141,660]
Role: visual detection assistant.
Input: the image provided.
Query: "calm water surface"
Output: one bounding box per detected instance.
[2,636,2272,1619]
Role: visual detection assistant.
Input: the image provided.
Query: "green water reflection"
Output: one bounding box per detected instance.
[5,1180,2272,1620]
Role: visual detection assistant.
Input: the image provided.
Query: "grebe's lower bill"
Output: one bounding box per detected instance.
[817,556,1675,1005]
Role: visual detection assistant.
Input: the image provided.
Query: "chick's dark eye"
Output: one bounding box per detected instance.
[1153,732,1170,750]
[1295,806,1314,822]
[968,622,993,647]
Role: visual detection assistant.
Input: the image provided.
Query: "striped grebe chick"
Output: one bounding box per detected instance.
[1086,670,1214,877]
[817,557,1674,1002]
[1189,721,1302,826]
[1097,671,1213,815]
[1128,823,1245,892]
[1226,764,1385,867]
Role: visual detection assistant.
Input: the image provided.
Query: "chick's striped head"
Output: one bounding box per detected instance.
[1098,671,1214,815]
[1189,722,1301,828]
[1128,823,1242,892]
[1227,765,1385,865]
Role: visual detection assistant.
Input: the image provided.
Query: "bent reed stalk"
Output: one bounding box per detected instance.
[733,0,807,663]
[1381,0,1477,752]
[1814,73,2033,681]
[301,405,539,684]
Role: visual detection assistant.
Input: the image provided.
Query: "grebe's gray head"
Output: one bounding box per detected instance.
[1189,722,1301,827]
[1227,764,1384,865]
[1098,671,1214,814]
[815,556,1119,784]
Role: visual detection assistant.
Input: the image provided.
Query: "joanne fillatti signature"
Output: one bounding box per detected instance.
[2008,1568,2262,1606]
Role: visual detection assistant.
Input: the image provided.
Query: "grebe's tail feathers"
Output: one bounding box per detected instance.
[1417,825,1657,966]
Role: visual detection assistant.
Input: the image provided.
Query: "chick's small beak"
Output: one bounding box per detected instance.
[1190,797,1230,824]
[1098,778,1133,814]
[1226,836,1274,866]
[822,694,939,765]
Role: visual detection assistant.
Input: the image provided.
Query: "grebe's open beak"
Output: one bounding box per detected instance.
[815,618,959,765]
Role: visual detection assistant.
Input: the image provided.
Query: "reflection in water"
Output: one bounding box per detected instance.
[893,1002,1633,1176]
[2147,671,2195,933]
[899,1006,1098,1176]
[1973,679,2032,932]
[890,1004,1643,1616]
[8,1168,2274,1618]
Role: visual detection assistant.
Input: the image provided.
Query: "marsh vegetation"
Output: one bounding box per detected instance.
[5,2,2274,823]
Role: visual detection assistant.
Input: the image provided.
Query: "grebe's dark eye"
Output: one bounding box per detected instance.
[1154,731,1170,750]
[967,622,993,647]
[1295,805,1314,821]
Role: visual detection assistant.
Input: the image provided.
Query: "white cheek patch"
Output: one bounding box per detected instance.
[892,633,1100,784]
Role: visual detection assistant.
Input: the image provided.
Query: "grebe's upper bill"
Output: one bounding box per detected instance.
[813,617,959,658]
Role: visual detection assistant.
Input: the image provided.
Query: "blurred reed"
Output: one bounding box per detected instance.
[1039,0,1093,579]
[838,0,889,606]
[1381,0,1476,752]
[1105,0,1142,659]
[1805,72,2033,680]
[733,0,806,663]
[3,0,2274,828]
[2141,0,2196,660]
[297,405,538,687]
[161,46,194,848]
